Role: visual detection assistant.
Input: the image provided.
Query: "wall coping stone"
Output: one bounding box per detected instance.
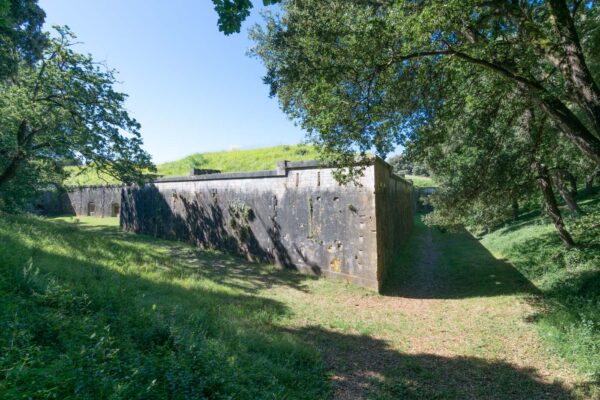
[64,157,413,187]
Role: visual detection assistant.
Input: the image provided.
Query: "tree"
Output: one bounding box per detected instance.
[211,0,280,34]
[387,154,429,176]
[250,0,600,168]
[404,63,581,247]
[0,0,46,80]
[409,73,535,229]
[0,27,154,204]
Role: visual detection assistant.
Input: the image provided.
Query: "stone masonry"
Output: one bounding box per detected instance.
[37,158,415,291]
[121,158,415,291]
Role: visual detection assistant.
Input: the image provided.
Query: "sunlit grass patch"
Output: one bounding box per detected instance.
[481,191,600,384]
[0,213,329,399]
[405,175,436,188]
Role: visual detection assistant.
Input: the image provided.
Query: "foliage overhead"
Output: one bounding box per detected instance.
[250,0,600,168]
[211,0,280,34]
[0,27,154,206]
[0,0,46,79]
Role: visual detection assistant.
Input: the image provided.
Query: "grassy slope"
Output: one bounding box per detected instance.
[1,214,588,398]
[65,144,319,186]
[0,215,328,399]
[404,174,436,188]
[480,194,600,382]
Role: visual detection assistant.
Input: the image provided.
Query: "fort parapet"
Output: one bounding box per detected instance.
[37,158,415,291]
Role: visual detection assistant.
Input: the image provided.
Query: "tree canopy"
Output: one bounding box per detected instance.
[0,27,154,207]
[250,0,600,246]
[251,0,600,164]
[211,0,280,34]
[0,0,46,80]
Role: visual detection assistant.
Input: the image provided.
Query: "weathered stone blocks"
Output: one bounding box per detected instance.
[36,158,415,291]
[120,158,415,291]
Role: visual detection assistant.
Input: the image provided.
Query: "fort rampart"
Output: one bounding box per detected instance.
[37,158,415,291]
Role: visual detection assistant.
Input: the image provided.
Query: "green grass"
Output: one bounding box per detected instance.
[1,210,593,398]
[0,214,328,399]
[404,175,436,188]
[480,192,600,383]
[65,144,319,186]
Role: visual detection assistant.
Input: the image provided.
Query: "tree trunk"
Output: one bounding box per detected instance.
[511,199,519,221]
[553,170,582,215]
[0,121,31,191]
[539,98,600,166]
[585,173,596,194]
[547,0,600,134]
[535,162,576,249]
[0,156,24,189]
[564,170,577,197]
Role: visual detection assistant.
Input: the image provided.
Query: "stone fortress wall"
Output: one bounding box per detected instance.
[32,185,122,218]
[38,158,415,291]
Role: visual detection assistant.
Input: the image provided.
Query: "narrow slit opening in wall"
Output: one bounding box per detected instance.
[295,173,299,187]
[308,196,314,239]
[317,171,321,187]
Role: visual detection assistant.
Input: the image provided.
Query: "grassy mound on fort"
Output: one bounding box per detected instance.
[64,144,432,187]
[65,144,319,186]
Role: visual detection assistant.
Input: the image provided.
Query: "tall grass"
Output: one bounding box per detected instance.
[481,194,600,381]
[0,214,328,399]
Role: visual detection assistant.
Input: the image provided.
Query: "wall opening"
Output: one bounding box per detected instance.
[87,202,96,216]
[307,196,314,239]
[111,203,120,217]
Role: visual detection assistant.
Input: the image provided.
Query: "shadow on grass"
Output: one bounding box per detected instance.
[0,215,585,399]
[291,326,577,400]
[496,191,600,237]
[496,209,545,235]
[504,224,600,299]
[504,229,600,331]
[0,218,326,399]
[49,217,315,294]
[383,219,538,299]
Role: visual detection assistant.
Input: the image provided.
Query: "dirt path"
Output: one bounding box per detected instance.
[265,222,585,399]
[169,217,587,399]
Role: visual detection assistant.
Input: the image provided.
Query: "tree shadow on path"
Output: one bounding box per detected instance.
[291,326,576,400]
[383,219,538,299]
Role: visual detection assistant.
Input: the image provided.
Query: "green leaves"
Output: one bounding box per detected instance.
[212,0,281,34]
[251,0,600,171]
[0,0,46,80]
[249,0,599,235]
[0,26,155,207]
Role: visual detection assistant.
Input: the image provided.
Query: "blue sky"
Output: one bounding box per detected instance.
[39,0,306,164]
